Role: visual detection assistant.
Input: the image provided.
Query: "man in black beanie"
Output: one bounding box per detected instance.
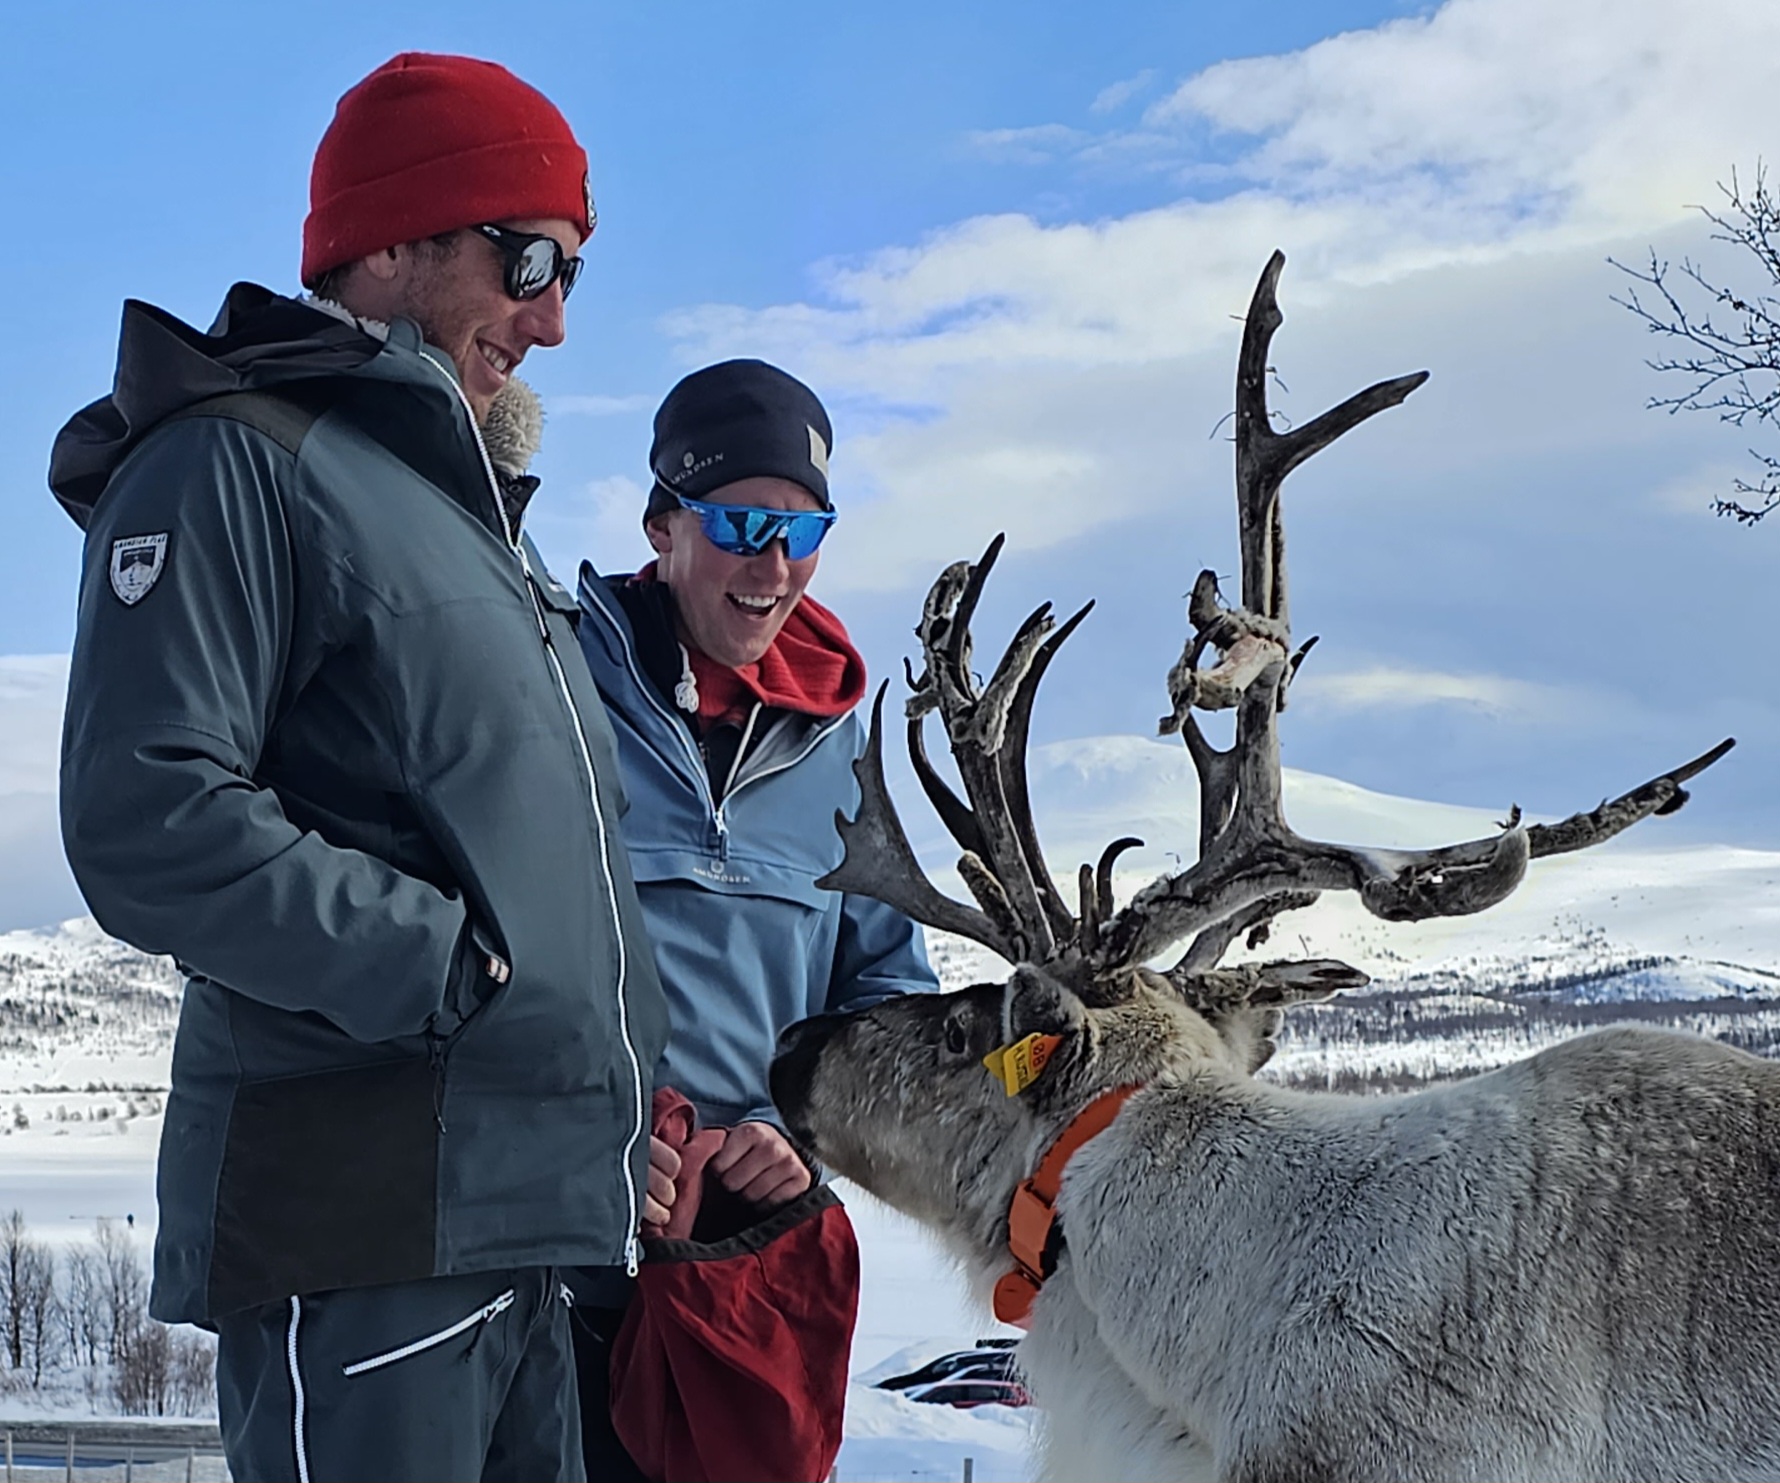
[571,360,938,1481]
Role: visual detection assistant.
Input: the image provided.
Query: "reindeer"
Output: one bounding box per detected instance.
[771,254,1779,1483]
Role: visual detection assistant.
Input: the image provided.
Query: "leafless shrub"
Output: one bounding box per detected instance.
[170,1328,217,1415]
[111,1315,171,1415]
[92,1217,146,1363]
[0,1209,59,1383]
[59,1243,103,1366]
[111,1317,217,1417]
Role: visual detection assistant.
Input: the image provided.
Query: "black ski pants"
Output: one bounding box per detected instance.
[215,1266,584,1483]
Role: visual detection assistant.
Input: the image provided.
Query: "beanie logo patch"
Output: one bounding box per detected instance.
[583,172,598,235]
[670,449,727,486]
[807,425,830,478]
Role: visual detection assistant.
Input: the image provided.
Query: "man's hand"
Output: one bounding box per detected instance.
[643,1134,682,1229]
[708,1121,812,1209]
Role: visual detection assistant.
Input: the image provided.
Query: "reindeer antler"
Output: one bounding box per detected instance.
[823,251,1733,1017]
[821,537,1093,968]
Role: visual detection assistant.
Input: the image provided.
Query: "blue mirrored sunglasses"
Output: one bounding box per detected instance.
[675,494,837,560]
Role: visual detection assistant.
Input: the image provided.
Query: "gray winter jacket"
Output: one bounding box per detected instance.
[50,284,668,1324]
[575,568,937,1132]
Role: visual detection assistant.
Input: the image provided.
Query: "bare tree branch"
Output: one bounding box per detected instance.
[1612,162,1780,524]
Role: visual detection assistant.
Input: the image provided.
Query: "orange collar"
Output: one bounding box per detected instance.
[992,1085,1140,1328]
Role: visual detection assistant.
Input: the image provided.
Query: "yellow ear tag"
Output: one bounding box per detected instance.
[982,1032,1063,1097]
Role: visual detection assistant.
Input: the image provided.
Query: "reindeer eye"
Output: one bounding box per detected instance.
[943,1018,969,1056]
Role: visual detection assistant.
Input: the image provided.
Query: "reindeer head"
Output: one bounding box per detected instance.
[772,964,1232,1263]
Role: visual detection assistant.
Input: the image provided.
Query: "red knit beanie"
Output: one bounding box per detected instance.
[301,52,595,288]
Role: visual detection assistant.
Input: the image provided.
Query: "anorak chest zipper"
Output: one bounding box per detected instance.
[711,713,849,856]
[418,350,646,1276]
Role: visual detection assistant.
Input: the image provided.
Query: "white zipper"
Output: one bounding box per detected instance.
[718,703,762,804]
[585,589,848,813]
[341,1289,516,1377]
[416,347,519,552]
[286,1297,311,1483]
[418,348,645,1274]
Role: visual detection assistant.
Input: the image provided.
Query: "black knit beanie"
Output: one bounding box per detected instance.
[645,359,833,523]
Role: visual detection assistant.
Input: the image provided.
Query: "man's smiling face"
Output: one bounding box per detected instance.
[390,216,579,422]
[649,476,824,668]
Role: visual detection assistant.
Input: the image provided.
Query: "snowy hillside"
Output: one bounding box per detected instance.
[0,917,180,1090]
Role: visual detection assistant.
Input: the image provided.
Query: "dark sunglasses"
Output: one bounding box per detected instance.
[675,492,837,560]
[475,223,584,303]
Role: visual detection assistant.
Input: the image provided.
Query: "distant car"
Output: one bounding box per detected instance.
[899,1377,1033,1410]
[876,1343,1025,1397]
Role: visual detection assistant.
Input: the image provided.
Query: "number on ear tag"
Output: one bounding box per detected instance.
[982,1032,1063,1096]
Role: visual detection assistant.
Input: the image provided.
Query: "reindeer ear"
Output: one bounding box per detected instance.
[1006,965,1086,1040]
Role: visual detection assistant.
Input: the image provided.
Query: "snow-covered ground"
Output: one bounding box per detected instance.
[3,736,1778,1480]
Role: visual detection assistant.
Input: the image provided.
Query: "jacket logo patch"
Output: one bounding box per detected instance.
[109,533,168,606]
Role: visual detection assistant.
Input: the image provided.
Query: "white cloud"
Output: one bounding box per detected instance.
[653,0,1780,601]
[670,0,1778,390]
[1145,0,1772,235]
[962,124,1091,165]
[1293,665,1556,718]
[0,654,67,794]
[1644,459,1754,518]
[1091,69,1158,116]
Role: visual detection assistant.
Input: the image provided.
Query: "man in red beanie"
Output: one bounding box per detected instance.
[50,52,665,1483]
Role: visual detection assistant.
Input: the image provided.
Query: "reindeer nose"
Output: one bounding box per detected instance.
[769,1013,847,1137]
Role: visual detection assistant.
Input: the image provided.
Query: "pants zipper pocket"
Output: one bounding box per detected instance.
[340,1288,516,1378]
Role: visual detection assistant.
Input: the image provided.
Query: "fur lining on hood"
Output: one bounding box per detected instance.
[480,376,543,478]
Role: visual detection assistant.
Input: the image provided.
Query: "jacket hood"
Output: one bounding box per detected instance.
[50,283,386,530]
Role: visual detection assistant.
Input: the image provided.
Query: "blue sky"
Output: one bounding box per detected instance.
[4,0,1777,930]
